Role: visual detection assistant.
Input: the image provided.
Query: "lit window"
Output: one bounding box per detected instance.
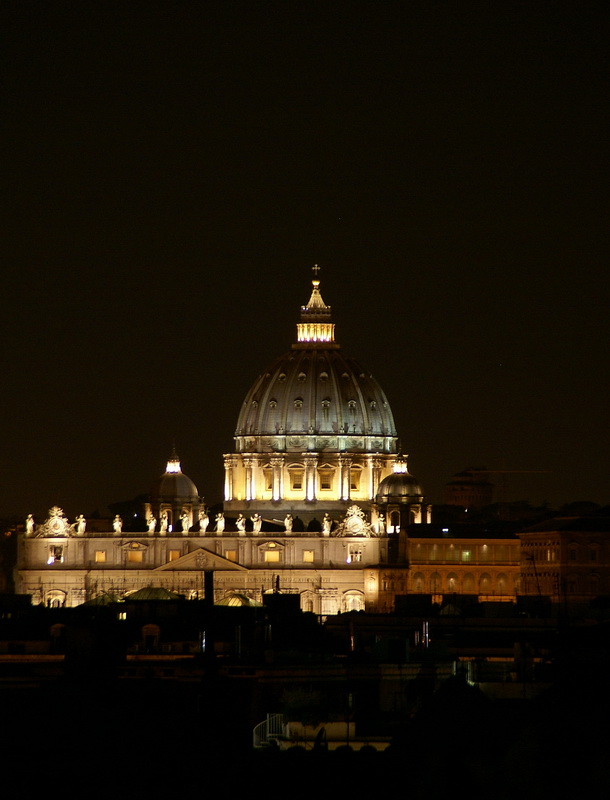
[289,470,304,490]
[47,546,63,564]
[95,550,106,563]
[169,550,180,562]
[303,550,315,563]
[225,550,237,562]
[461,550,471,562]
[128,551,143,563]
[318,469,333,490]
[264,550,280,563]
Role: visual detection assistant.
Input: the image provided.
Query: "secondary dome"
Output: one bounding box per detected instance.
[375,454,423,504]
[150,450,199,503]
[235,271,397,452]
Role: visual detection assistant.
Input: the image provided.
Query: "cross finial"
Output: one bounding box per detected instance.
[312,264,320,277]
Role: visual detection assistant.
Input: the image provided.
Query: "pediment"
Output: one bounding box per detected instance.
[154,547,247,572]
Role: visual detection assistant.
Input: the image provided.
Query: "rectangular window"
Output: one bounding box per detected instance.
[128,551,143,563]
[461,550,471,562]
[95,550,106,563]
[318,470,333,490]
[225,550,237,562]
[169,550,180,562]
[47,546,63,564]
[350,471,361,491]
[264,550,280,563]
[290,471,304,490]
[303,550,315,563]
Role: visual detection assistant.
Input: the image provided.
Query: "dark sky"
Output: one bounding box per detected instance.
[2,1,608,519]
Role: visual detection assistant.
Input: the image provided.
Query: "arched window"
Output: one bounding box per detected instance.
[287,464,304,491]
[342,591,365,612]
[411,573,425,593]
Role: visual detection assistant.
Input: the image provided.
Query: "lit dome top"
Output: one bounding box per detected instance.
[235,269,397,452]
[150,449,200,502]
[375,454,423,504]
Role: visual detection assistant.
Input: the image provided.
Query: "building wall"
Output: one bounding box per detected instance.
[17,525,524,611]
[16,529,389,611]
[407,537,520,598]
[519,528,610,601]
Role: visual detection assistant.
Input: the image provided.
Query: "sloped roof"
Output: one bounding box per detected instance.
[520,516,610,534]
[125,587,183,601]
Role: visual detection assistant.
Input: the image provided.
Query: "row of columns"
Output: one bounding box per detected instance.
[224,454,387,502]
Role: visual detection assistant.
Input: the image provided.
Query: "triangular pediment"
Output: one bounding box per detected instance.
[154,547,247,572]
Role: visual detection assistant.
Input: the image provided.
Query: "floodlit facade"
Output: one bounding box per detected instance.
[16,271,519,612]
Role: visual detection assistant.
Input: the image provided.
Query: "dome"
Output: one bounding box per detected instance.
[216,593,263,607]
[375,454,423,504]
[235,272,397,453]
[224,269,404,524]
[236,348,396,444]
[150,451,199,503]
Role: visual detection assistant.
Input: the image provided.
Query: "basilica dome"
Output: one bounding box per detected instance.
[224,270,402,524]
[236,348,396,444]
[235,275,397,454]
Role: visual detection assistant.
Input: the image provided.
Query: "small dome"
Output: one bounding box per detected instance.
[150,451,199,503]
[216,593,263,607]
[375,455,423,504]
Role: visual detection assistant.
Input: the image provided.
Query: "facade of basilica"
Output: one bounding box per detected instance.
[15,272,520,612]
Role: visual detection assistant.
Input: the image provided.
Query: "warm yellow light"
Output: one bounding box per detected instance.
[392,455,408,473]
[297,322,335,342]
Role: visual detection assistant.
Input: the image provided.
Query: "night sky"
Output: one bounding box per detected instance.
[2,1,608,520]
